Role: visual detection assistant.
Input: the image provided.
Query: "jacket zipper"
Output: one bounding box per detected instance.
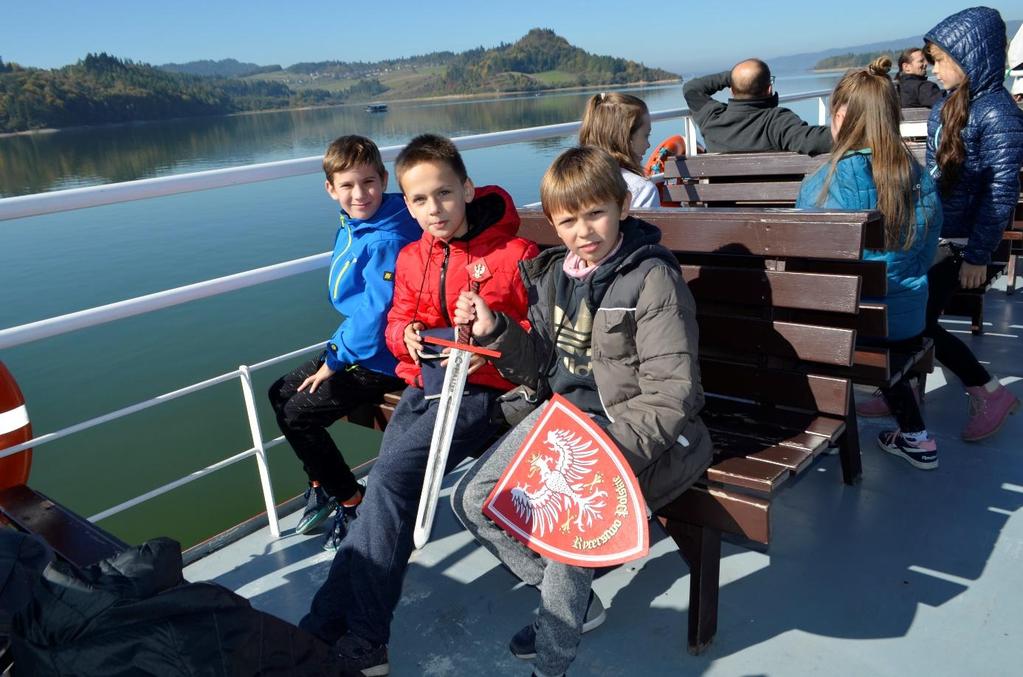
[333,257,356,299]
[438,241,453,326]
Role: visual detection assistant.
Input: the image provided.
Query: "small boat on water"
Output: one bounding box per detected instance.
[365,103,388,113]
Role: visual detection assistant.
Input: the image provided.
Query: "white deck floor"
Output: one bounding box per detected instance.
[186,278,1023,676]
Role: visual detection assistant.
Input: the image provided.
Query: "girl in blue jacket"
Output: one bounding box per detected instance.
[797,56,942,469]
[921,7,1023,442]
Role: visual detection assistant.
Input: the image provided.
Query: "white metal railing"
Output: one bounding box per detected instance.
[0,89,833,539]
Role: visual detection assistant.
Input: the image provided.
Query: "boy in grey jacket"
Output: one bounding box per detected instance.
[451,146,713,677]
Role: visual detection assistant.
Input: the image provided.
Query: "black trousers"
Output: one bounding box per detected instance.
[923,246,993,388]
[875,336,927,433]
[268,357,404,502]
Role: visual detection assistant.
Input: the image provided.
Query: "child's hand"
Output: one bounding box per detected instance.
[454,291,497,337]
[298,362,335,395]
[404,321,426,364]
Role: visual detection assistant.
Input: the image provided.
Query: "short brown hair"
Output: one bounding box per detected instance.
[540,146,628,221]
[394,134,468,189]
[323,135,386,181]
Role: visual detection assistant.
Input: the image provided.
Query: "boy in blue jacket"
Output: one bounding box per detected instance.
[268,135,420,549]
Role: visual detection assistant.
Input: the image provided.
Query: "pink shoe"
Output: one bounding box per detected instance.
[962,383,1021,441]
[856,393,891,418]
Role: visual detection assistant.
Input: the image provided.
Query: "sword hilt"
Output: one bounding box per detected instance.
[456,280,481,345]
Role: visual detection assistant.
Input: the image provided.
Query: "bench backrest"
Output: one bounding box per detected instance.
[518,208,882,422]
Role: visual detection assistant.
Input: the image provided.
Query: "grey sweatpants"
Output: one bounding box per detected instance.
[451,406,593,677]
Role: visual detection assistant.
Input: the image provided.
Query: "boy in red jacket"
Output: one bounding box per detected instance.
[300,134,538,676]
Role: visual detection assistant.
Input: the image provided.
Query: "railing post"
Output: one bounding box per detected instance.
[684,116,699,157]
[238,365,281,537]
[818,96,828,125]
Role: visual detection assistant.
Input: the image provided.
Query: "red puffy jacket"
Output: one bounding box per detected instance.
[385,185,539,391]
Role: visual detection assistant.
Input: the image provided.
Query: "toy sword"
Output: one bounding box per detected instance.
[413,259,498,550]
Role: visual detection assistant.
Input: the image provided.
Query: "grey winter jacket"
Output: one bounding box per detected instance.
[683,71,832,155]
[925,7,1023,265]
[479,218,713,511]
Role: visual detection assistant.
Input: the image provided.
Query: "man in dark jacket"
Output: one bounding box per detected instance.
[683,58,831,155]
[895,47,942,108]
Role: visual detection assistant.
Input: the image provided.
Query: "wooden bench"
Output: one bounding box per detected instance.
[661,143,1021,332]
[345,207,892,655]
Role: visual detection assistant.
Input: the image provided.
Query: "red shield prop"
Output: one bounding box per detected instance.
[482,394,649,567]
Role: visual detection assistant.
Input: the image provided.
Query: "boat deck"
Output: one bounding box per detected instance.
[185,278,1023,676]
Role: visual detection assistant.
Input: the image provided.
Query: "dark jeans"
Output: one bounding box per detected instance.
[923,246,994,388]
[872,335,927,433]
[268,357,403,502]
[299,385,502,646]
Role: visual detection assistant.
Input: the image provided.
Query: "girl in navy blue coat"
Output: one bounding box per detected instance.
[920,7,1023,442]
[798,57,942,469]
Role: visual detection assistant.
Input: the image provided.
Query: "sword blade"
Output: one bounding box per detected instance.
[413,345,471,549]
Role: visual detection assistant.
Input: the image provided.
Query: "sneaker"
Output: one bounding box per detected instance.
[856,392,891,418]
[322,502,359,551]
[877,430,938,470]
[509,590,607,660]
[962,383,1021,442]
[295,486,335,535]
[334,632,388,676]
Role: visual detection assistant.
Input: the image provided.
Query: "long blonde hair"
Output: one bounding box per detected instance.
[818,57,919,251]
[579,92,648,175]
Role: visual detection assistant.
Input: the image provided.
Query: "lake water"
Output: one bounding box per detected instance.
[0,73,841,547]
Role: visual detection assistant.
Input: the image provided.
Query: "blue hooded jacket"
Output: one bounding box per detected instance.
[797,151,942,340]
[324,192,421,374]
[925,7,1023,265]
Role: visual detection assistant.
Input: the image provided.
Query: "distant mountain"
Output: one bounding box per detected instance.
[249,28,678,98]
[160,58,281,78]
[768,19,1021,74]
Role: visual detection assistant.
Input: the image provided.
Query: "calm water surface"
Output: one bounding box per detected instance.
[0,74,841,547]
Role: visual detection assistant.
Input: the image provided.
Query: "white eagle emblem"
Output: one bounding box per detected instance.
[510,429,608,537]
[471,262,487,279]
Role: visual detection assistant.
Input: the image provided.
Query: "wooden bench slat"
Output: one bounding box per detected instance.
[701,359,851,417]
[520,209,881,260]
[0,484,127,569]
[666,154,824,179]
[682,265,861,314]
[666,181,801,203]
[657,484,771,544]
[701,396,845,442]
[698,316,855,367]
[706,457,791,494]
[783,259,887,297]
[779,302,888,337]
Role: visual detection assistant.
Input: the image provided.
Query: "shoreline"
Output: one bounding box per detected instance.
[0,78,681,139]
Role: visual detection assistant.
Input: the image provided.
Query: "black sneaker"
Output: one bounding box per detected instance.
[322,502,359,551]
[877,430,939,470]
[509,590,607,660]
[334,632,388,676]
[296,486,335,535]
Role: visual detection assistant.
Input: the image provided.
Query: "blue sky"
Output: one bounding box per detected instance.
[2,1,1019,74]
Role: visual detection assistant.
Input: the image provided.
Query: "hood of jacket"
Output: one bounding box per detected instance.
[725,92,779,111]
[925,7,1008,99]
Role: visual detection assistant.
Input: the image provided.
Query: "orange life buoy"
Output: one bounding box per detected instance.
[0,361,33,491]
[644,135,687,177]
[645,135,688,207]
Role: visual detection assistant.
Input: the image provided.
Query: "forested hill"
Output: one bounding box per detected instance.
[814,51,899,70]
[268,29,677,95]
[0,53,360,133]
[1,30,677,134]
